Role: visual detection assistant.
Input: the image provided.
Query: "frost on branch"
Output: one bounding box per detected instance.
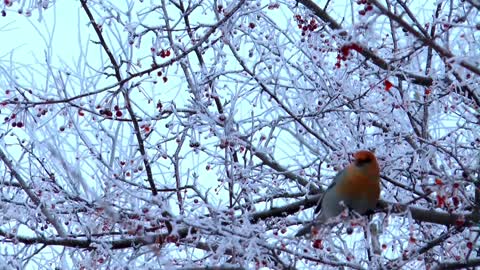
[0,0,479,269]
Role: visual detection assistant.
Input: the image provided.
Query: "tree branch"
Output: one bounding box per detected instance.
[0,148,67,237]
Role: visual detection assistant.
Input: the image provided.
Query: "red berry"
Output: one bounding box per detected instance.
[312,239,323,249]
[384,80,393,91]
[340,45,350,56]
[455,218,465,227]
[452,197,459,207]
[436,195,446,208]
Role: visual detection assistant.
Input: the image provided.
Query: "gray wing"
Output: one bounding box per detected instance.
[296,169,347,237]
[313,169,346,214]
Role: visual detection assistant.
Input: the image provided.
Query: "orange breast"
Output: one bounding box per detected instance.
[336,167,380,209]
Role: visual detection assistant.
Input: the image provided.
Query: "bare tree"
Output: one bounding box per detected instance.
[0,0,479,269]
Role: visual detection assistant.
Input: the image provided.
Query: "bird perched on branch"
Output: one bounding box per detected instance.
[296,150,380,237]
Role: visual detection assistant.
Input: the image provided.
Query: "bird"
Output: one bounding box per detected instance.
[296,150,380,237]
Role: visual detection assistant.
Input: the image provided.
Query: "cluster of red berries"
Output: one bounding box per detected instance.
[99,105,123,118]
[432,178,462,211]
[151,48,171,58]
[158,49,171,58]
[267,3,279,9]
[356,0,374,16]
[189,140,200,148]
[140,124,151,133]
[10,121,24,128]
[156,71,168,83]
[99,109,113,117]
[4,113,24,128]
[335,43,363,68]
[294,14,318,37]
[36,107,48,117]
